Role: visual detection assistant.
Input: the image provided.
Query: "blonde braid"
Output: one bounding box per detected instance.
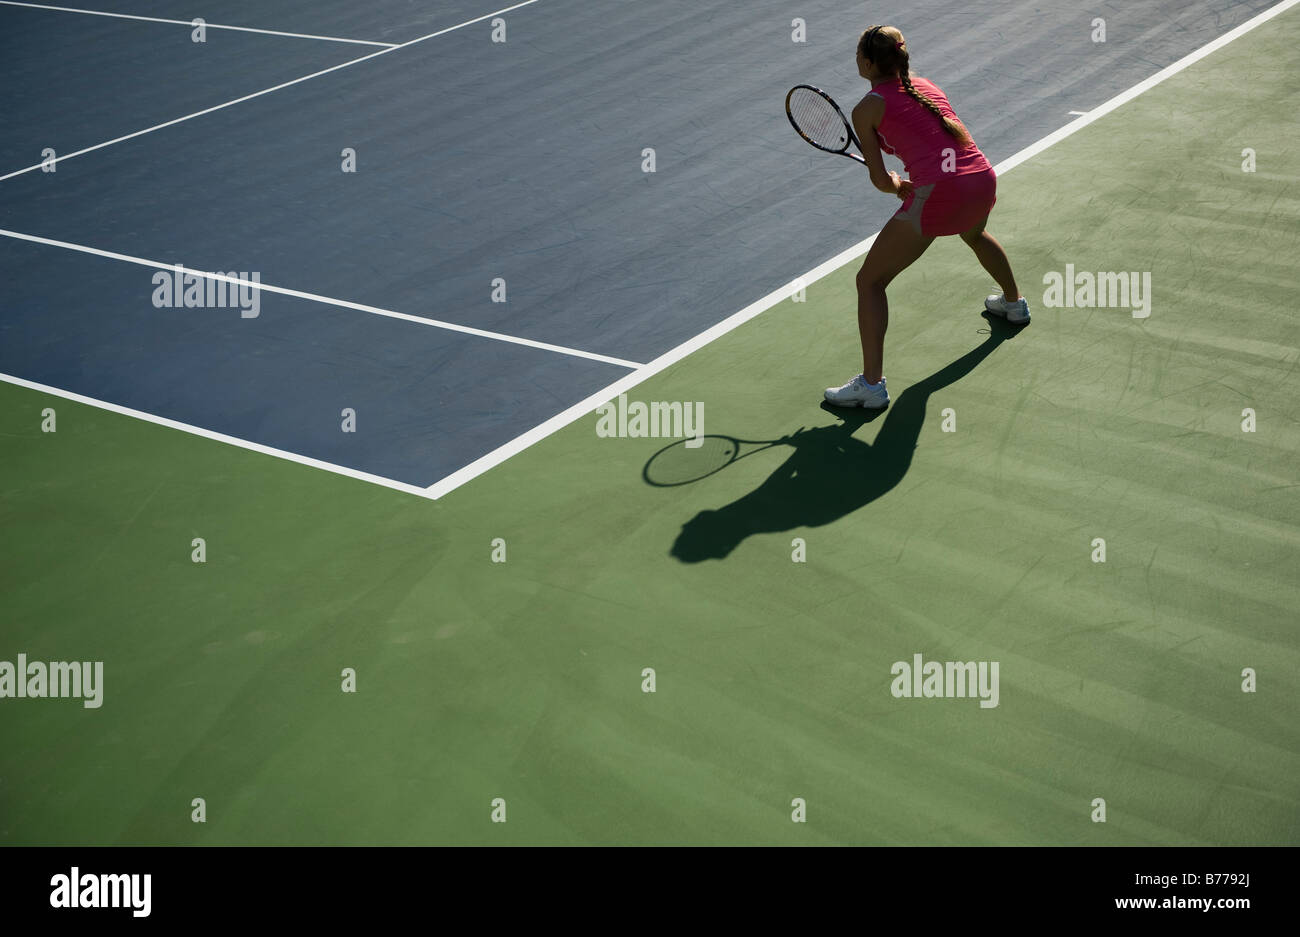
[899,71,971,143]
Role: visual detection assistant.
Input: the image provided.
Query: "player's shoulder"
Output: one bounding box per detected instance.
[853,91,886,120]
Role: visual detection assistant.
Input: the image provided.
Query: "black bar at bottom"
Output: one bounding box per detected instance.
[0,845,1283,924]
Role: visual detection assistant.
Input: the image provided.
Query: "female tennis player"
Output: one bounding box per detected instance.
[825,24,1029,409]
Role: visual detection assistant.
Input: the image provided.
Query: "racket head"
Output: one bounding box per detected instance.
[643,435,742,487]
[643,435,795,486]
[785,84,858,154]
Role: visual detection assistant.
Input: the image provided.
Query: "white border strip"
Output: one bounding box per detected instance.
[0,1,398,46]
[0,228,641,368]
[0,372,438,499]
[0,0,541,182]
[425,0,1300,498]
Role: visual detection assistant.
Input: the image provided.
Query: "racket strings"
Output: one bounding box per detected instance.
[789,89,849,150]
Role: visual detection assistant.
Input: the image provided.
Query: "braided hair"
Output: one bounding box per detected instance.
[858,25,972,144]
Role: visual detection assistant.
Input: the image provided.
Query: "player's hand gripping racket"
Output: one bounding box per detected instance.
[785,85,866,165]
[643,432,803,487]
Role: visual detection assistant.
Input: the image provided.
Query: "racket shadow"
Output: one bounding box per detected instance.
[642,420,879,488]
[667,312,1018,562]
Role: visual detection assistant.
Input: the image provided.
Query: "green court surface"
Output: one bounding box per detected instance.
[2,10,1298,846]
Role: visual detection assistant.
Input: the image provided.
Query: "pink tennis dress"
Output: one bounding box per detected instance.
[868,77,995,237]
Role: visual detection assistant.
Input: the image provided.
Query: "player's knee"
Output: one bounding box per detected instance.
[856,266,886,291]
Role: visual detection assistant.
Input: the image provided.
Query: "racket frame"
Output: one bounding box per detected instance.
[785,84,866,165]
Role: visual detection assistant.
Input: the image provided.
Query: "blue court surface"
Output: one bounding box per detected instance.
[0,0,1280,490]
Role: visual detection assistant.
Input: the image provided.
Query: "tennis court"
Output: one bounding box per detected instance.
[1,0,1297,844]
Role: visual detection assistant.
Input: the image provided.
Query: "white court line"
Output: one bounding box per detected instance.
[0,227,642,369]
[425,0,1300,499]
[0,373,438,499]
[1067,110,1088,115]
[0,1,398,46]
[5,0,1295,499]
[0,0,541,182]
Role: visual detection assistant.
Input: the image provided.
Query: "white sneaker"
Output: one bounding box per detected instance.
[984,293,1031,324]
[824,374,889,408]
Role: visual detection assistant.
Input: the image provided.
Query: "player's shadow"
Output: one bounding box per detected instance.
[667,312,1020,562]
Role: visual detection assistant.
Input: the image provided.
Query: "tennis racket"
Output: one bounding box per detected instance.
[785,85,865,165]
[643,433,800,487]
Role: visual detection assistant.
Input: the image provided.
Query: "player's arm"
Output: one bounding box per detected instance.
[851,97,912,199]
